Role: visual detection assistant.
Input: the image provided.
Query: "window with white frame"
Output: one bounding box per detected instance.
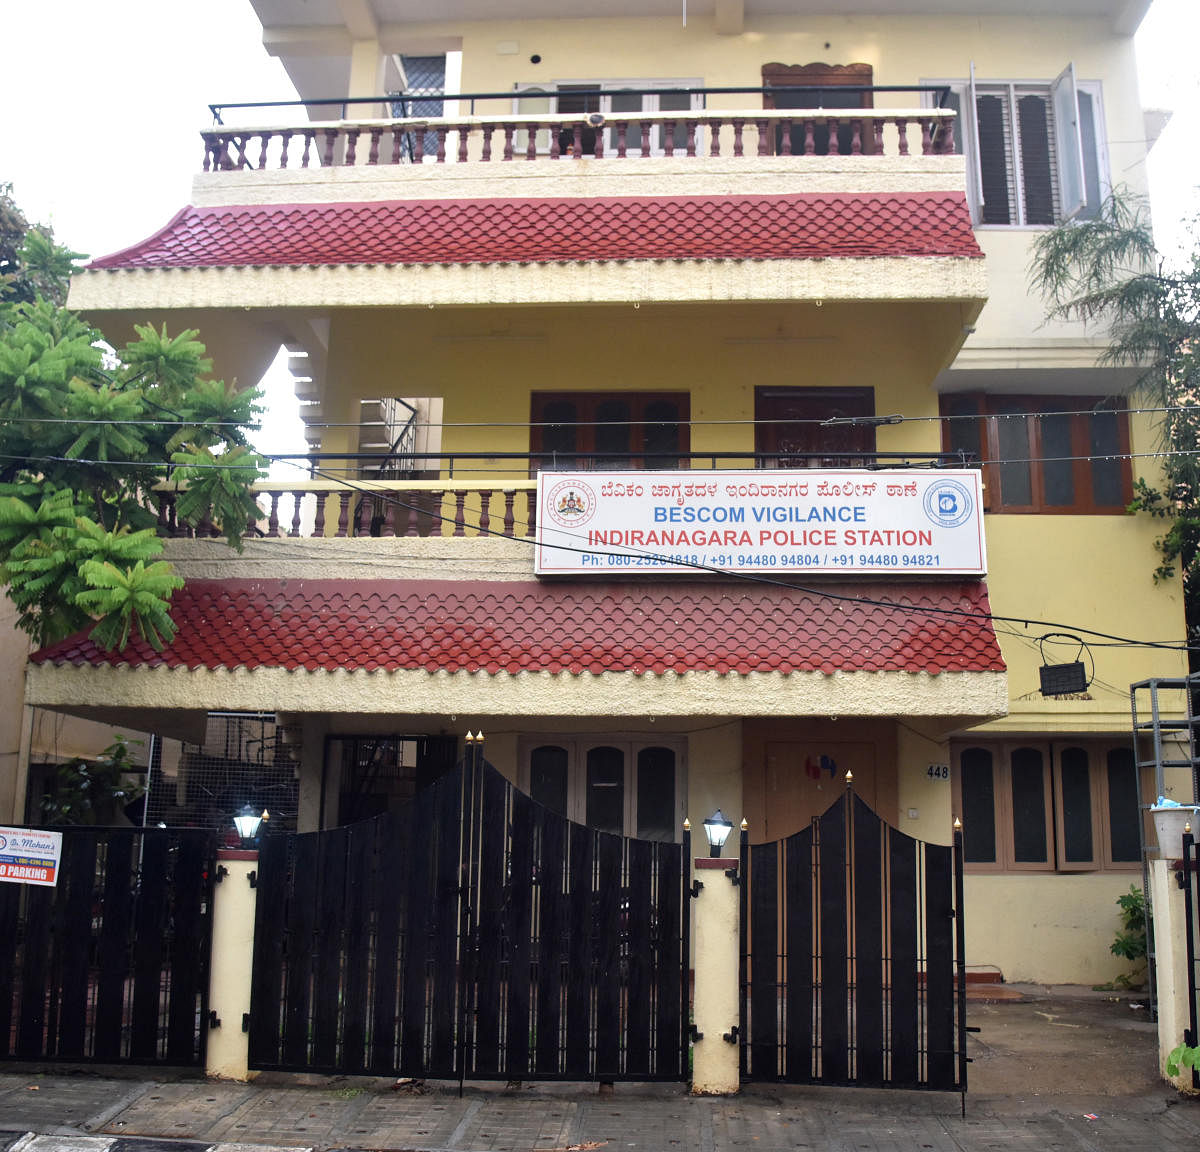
[513,79,703,157]
[929,65,1106,226]
[952,740,1145,872]
[520,736,685,842]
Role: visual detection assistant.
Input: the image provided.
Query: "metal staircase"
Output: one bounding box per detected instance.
[1130,675,1200,1018]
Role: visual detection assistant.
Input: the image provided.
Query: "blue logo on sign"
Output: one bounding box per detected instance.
[923,480,973,528]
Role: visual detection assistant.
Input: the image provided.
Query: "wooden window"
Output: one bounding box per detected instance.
[1054,745,1097,870]
[1009,746,1052,869]
[954,741,1146,873]
[529,743,569,817]
[520,736,684,842]
[531,392,689,471]
[586,745,626,835]
[1104,747,1143,866]
[960,746,997,865]
[940,393,1131,513]
[636,745,678,841]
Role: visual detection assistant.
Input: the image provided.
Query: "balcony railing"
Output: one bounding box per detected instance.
[201,86,956,172]
[155,450,971,542]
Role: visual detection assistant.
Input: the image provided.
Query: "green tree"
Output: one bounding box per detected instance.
[0,190,264,651]
[1030,191,1200,642]
[0,184,79,307]
[40,735,145,826]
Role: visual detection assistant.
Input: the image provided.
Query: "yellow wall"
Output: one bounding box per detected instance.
[895,724,955,843]
[982,513,1187,729]
[688,722,742,835]
[321,299,958,465]
[401,13,1140,131]
[965,872,1146,986]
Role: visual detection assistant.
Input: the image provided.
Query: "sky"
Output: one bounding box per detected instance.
[1,0,308,470]
[2,0,1198,461]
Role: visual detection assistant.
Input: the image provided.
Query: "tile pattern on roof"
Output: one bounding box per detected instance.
[88,193,983,270]
[31,579,1005,676]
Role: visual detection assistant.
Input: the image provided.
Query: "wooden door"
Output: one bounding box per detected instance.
[755,387,875,468]
[761,61,874,155]
[757,739,878,843]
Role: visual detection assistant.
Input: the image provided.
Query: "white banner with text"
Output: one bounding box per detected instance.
[0,826,62,886]
[535,469,986,576]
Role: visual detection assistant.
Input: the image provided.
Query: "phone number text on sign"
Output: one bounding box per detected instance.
[0,826,62,887]
[534,469,986,576]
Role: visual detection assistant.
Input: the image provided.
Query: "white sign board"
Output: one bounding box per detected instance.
[535,469,986,576]
[0,826,63,887]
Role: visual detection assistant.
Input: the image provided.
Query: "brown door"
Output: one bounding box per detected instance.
[761,61,874,155]
[757,740,878,843]
[755,386,875,468]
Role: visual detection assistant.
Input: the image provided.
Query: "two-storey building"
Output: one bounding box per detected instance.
[21,0,1188,985]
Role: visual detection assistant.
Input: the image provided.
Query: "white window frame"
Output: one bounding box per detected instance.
[512,78,704,157]
[518,734,687,842]
[925,67,1108,228]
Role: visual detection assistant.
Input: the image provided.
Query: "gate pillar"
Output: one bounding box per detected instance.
[1150,853,1197,1091]
[207,848,259,1081]
[691,855,741,1094]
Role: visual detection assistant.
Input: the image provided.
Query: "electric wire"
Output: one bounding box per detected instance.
[11,443,1200,475]
[4,399,1200,430]
[3,440,1193,653]
[250,449,1198,656]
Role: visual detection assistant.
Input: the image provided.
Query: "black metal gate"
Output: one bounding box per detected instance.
[739,790,967,1091]
[248,744,689,1081]
[0,826,215,1066]
[1181,830,1200,1091]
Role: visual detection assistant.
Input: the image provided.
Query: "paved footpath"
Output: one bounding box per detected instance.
[0,1072,1197,1152]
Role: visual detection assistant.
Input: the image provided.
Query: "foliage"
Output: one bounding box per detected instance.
[0,185,80,307]
[1103,884,1149,990]
[0,189,265,651]
[1030,191,1200,641]
[1167,1040,1200,1079]
[40,735,145,825]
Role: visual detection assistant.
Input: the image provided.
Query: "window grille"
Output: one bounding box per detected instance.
[145,714,300,832]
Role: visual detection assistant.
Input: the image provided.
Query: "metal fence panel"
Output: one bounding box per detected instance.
[248,748,689,1081]
[740,792,967,1093]
[0,826,215,1066]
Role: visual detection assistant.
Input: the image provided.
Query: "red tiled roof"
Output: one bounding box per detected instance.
[30,578,1005,676]
[87,193,983,270]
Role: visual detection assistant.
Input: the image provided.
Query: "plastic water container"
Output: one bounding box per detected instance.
[1150,805,1200,859]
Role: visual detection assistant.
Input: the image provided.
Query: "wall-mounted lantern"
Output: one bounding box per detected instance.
[233,804,265,847]
[703,809,733,857]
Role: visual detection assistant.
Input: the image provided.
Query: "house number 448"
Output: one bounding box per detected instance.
[927,764,949,780]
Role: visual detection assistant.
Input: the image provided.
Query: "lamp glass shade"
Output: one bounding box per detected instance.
[233,805,263,842]
[703,809,734,853]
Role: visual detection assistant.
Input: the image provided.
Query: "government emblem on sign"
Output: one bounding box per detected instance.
[547,479,597,529]
[922,479,973,528]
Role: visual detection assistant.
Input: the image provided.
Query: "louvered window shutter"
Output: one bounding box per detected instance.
[1015,88,1058,224]
[975,92,1014,224]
